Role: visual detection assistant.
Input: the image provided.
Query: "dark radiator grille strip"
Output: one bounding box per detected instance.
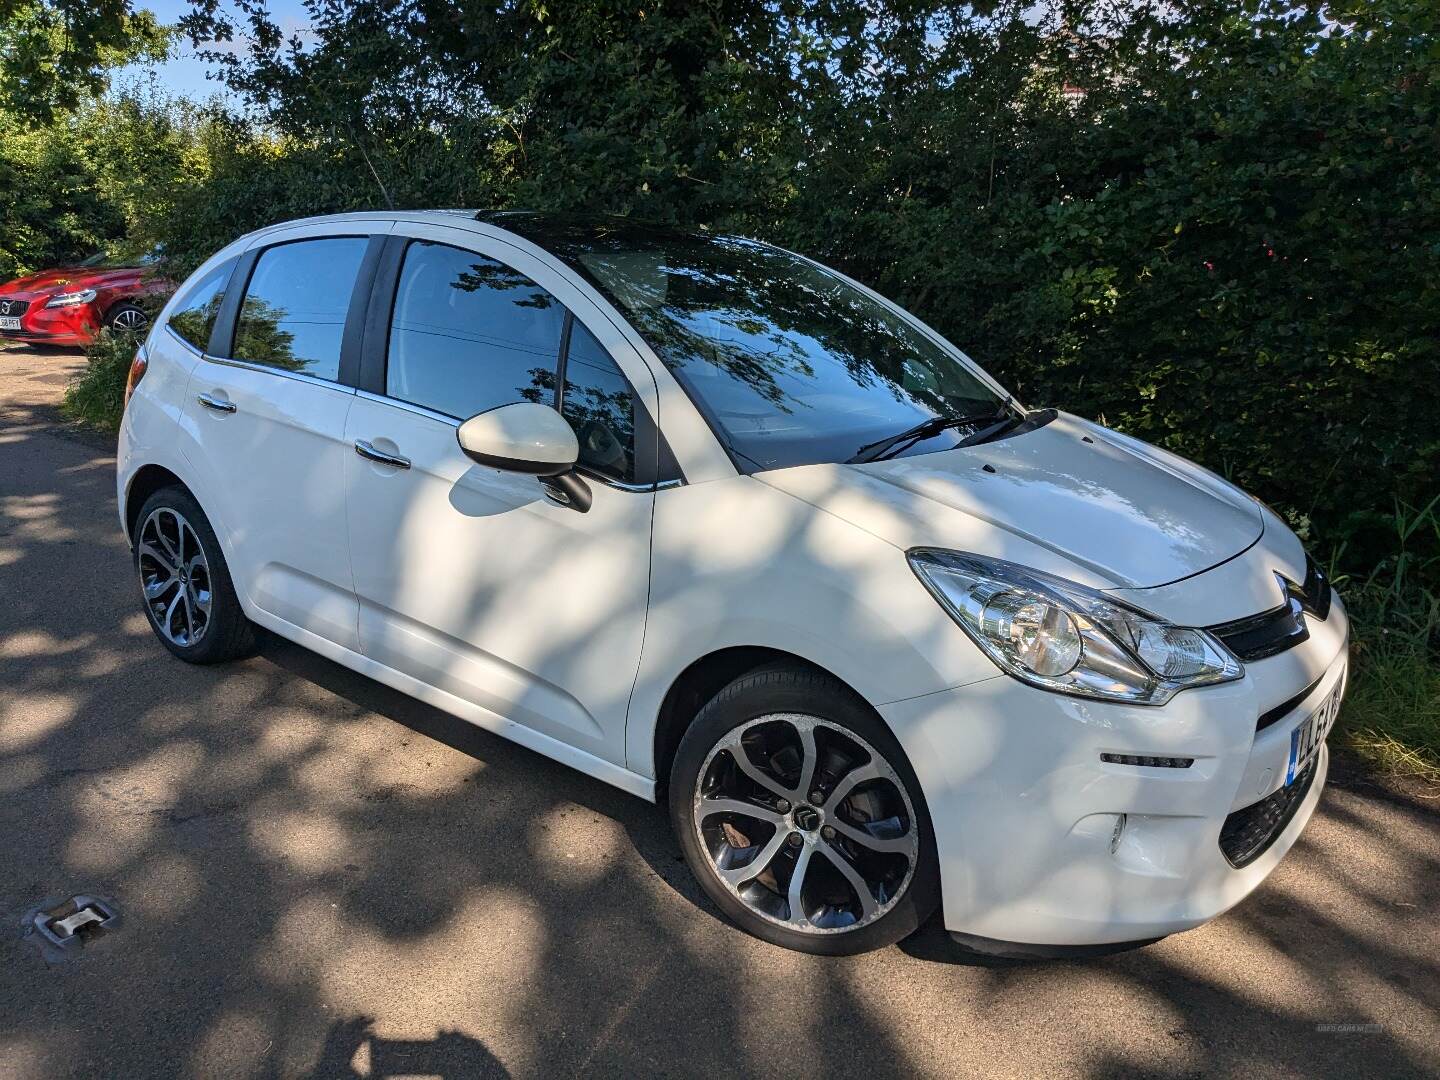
[1300,556,1332,621]
[1210,602,1309,661]
[1256,676,1323,733]
[1207,556,1334,664]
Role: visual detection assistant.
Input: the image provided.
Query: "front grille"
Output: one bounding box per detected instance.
[1210,601,1309,661]
[1299,555,1332,620]
[1218,758,1318,868]
[1207,556,1334,663]
[0,298,30,318]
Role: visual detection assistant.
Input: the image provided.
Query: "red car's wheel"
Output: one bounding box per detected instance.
[108,303,149,333]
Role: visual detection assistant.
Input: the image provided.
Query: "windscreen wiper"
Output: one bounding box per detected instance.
[847,401,1022,464]
[954,410,1025,449]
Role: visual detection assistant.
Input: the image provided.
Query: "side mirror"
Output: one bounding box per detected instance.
[457,402,578,475]
[456,402,592,512]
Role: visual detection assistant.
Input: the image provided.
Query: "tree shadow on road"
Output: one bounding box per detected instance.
[1,388,1438,1078]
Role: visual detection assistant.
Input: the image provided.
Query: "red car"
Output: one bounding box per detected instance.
[0,251,173,347]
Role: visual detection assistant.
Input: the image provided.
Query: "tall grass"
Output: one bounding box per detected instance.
[1329,496,1440,787]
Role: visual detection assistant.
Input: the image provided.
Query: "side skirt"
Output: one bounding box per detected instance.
[245,607,659,802]
[948,931,1165,961]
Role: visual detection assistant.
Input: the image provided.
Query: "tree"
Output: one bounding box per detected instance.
[0,0,167,123]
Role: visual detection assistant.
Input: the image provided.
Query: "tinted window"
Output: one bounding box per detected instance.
[386,242,565,418]
[505,221,1007,473]
[232,238,368,380]
[562,321,636,484]
[167,258,234,351]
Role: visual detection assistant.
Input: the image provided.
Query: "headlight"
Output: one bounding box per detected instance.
[908,549,1243,705]
[44,288,98,309]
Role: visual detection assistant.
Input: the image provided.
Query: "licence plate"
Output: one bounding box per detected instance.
[1287,675,1343,785]
[0,317,20,330]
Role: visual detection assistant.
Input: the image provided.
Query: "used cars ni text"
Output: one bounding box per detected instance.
[116,212,1347,956]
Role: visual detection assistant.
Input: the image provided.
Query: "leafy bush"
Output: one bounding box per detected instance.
[767,0,1440,598]
[60,327,141,431]
[0,115,125,280]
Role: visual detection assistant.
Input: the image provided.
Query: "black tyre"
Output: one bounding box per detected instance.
[669,664,940,955]
[133,486,255,664]
[107,303,149,334]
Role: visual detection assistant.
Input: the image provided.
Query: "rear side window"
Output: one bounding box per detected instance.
[562,321,637,484]
[167,258,235,351]
[232,238,368,381]
[385,241,565,418]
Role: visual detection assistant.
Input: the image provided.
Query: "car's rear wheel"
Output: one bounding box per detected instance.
[107,303,148,333]
[669,664,939,955]
[134,487,255,664]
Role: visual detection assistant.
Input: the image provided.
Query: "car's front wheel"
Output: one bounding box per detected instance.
[133,487,255,664]
[107,303,149,334]
[669,665,939,955]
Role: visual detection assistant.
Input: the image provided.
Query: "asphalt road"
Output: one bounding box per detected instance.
[1,344,1437,1079]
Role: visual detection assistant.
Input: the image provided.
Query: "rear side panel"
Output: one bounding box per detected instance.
[117,244,253,540]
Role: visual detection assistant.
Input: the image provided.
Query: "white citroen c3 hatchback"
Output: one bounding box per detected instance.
[117,211,1348,956]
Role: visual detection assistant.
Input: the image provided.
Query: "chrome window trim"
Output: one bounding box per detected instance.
[165,323,206,357]
[355,388,458,427]
[198,351,357,394]
[575,465,683,493]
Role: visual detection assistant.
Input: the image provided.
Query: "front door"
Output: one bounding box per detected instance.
[344,235,655,767]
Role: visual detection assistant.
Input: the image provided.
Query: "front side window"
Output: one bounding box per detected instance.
[386,241,565,419]
[562,321,637,483]
[232,237,368,380]
[511,223,1008,473]
[167,257,235,351]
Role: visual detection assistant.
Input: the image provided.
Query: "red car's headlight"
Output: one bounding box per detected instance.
[44,288,98,309]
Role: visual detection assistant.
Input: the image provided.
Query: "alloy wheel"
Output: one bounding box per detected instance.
[110,307,148,332]
[137,507,212,647]
[692,713,920,935]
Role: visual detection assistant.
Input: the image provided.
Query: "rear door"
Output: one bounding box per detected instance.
[181,227,387,651]
[342,226,664,771]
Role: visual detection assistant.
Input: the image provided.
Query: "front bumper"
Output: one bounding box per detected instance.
[881,592,1348,947]
[0,301,100,346]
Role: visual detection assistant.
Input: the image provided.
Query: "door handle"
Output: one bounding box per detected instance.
[196,392,236,414]
[354,440,411,470]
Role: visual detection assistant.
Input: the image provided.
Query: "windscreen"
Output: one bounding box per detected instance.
[559,231,1007,472]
